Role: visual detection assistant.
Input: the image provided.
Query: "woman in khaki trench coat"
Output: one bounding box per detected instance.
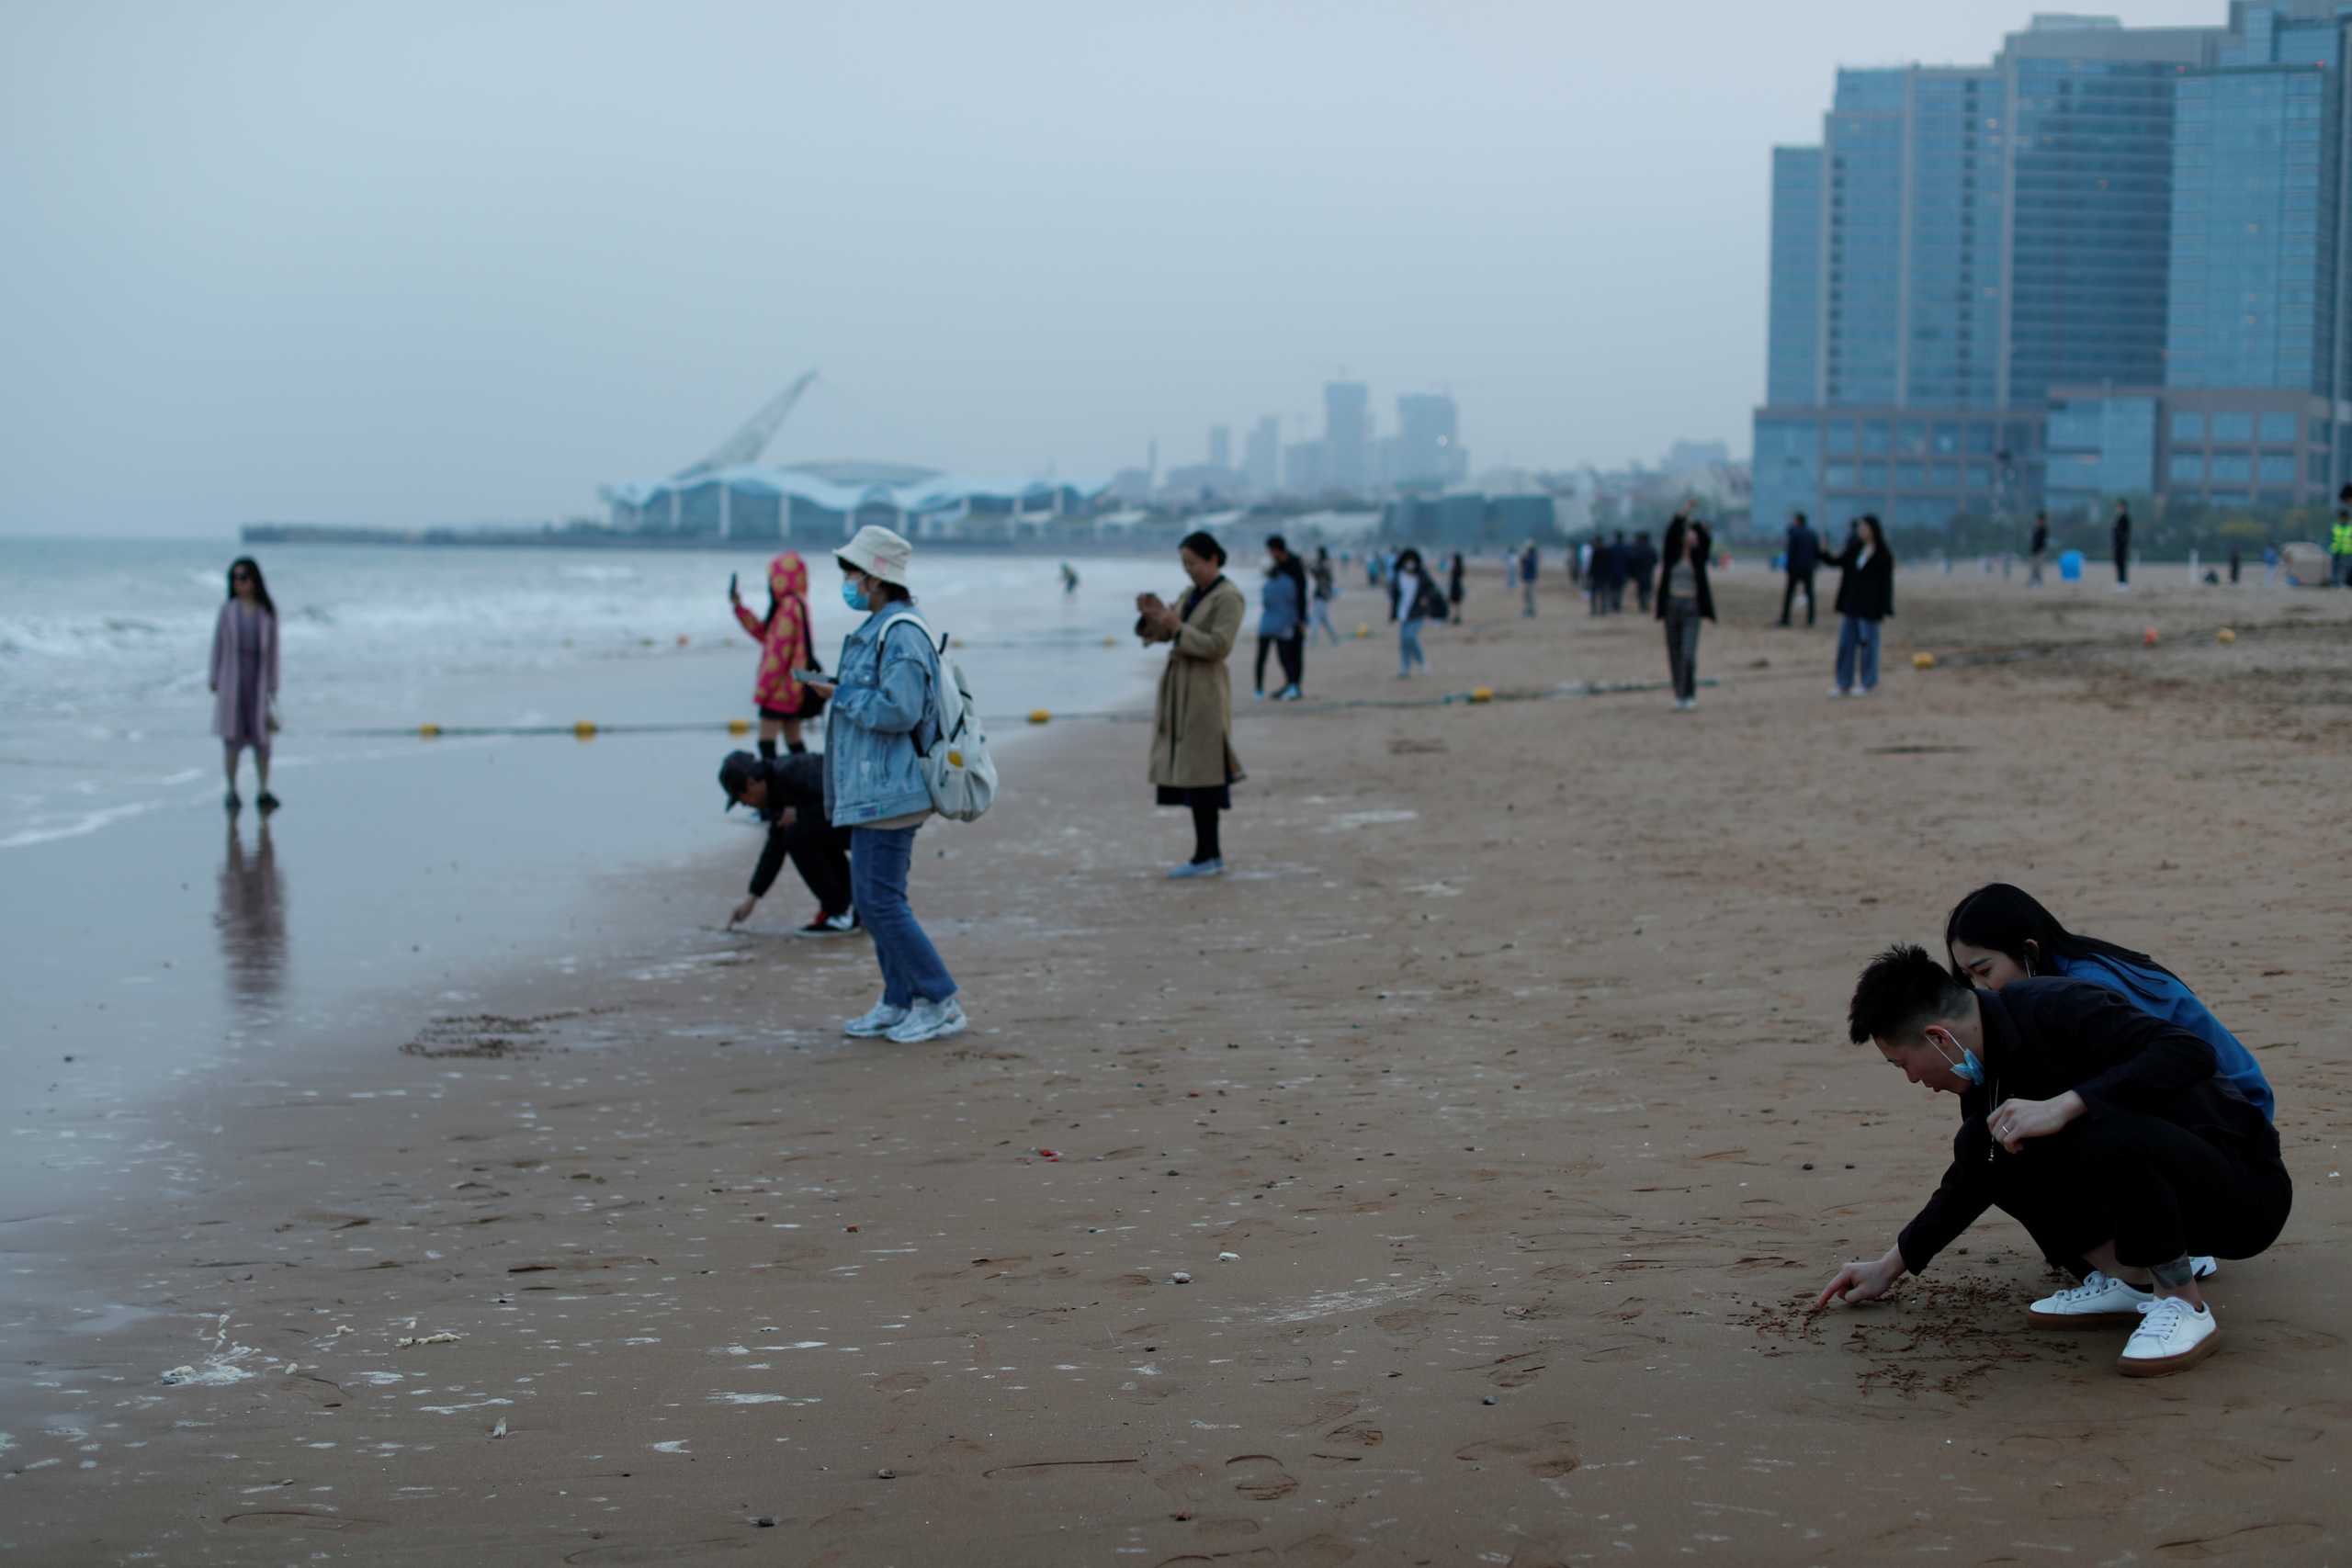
[1136,530,1247,878]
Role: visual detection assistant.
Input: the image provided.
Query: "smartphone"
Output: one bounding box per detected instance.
[729,571,739,596]
[791,669,826,684]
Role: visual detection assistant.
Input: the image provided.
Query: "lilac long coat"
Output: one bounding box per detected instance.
[210,600,279,746]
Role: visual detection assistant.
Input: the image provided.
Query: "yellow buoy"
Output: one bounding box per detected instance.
[1470,686,1495,703]
[1102,635,1116,647]
[1356,623,1371,638]
[727,717,751,734]
[418,723,442,739]
[573,720,599,739]
[1912,651,1937,670]
[2215,626,2236,644]
[676,634,690,647]
[1028,709,1051,725]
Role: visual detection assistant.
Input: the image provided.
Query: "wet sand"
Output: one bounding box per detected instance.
[6,561,2350,1565]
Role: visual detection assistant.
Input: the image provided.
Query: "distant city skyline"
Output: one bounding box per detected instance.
[1,1,2231,536]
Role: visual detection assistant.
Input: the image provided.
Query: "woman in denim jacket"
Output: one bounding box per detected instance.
[801,525,966,1045]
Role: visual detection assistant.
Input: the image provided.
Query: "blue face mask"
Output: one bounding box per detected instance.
[842,580,870,613]
[1934,1030,1984,1087]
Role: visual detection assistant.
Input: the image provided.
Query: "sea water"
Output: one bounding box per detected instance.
[0,537,1198,1183]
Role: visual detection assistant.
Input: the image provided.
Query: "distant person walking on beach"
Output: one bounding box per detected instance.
[1390,547,1445,677]
[1822,514,1894,697]
[1308,547,1341,646]
[1253,534,1306,702]
[1447,551,1466,625]
[799,526,965,1044]
[1779,512,1819,626]
[1815,943,2290,1377]
[718,749,857,936]
[1061,559,1080,597]
[1656,514,1715,711]
[1626,530,1658,615]
[1944,884,2273,1125]
[2112,500,2132,591]
[209,556,280,814]
[1520,541,1540,617]
[2333,485,2352,586]
[730,551,821,758]
[1137,530,1246,878]
[2028,511,2050,587]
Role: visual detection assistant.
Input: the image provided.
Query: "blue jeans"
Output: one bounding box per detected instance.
[1399,616,1427,675]
[1835,615,1881,693]
[850,825,957,1007]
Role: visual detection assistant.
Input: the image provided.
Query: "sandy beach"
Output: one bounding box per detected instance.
[6,560,2349,1565]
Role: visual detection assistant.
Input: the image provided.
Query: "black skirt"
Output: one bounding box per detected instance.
[1158,784,1232,810]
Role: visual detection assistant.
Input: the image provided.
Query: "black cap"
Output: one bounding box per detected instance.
[718,750,761,810]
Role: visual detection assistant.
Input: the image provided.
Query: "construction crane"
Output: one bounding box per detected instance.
[673,369,818,481]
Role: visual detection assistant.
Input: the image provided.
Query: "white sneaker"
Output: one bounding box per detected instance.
[2028,1269,2154,1327]
[2118,1296,2219,1377]
[842,999,909,1038]
[887,996,967,1044]
[2191,1255,2218,1280]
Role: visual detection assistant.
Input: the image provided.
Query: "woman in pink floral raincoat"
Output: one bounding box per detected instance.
[730,550,822,756]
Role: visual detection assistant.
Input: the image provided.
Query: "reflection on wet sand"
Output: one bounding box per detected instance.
[216,818,285,1012]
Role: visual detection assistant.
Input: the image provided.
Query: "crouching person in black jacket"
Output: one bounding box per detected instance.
[718,750,858,936]
[1815,944,2289,1378]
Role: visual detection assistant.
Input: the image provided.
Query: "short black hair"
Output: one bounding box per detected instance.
[1847,943,1972,1045]
[1265,534,1288,553]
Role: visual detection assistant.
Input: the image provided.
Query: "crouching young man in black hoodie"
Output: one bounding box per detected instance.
[1814,944,2289,1376]
[718,749,858,936]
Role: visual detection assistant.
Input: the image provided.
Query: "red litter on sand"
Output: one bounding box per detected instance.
[1035,1148,1061,1161]
[2143,626,2160,646]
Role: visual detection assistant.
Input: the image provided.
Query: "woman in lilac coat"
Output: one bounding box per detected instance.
[210,557,280,813]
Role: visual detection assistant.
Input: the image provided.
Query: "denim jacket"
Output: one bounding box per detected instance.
[822,603,942,828]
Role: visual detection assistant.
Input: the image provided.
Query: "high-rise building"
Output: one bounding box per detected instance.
[1208,425,1232,471]
[1745,9,2352,535]
[1324,381,1371,491]
[1243,415,1280,492]
[1392,393,1463,488]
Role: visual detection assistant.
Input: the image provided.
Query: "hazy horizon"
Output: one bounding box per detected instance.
[2,0,2227,536]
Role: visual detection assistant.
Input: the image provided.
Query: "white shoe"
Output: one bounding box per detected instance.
[2192,1255,2218,1280]
[842,999,909,1038]
[2028,1269,2153,1327]
[1829,686,1850,698]
[887,996,967,1043]
[2118,1296,2219,1377]
[1168,857,1225,879]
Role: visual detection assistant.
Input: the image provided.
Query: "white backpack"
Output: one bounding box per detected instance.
[877,612,998,822]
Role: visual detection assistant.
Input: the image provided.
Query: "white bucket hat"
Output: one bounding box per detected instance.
[838,525,913,587]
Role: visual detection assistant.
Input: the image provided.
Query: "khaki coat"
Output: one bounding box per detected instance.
[1148,576,1247,790]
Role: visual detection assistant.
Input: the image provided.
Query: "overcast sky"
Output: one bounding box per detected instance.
[0,0,2227,535]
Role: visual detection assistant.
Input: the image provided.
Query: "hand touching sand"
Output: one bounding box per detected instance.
[1815,1247,1905,1312]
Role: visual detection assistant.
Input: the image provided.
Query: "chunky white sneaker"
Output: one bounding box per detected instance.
[2028,1269,2154,1327]
[2118,1296,2219,1377]
[842,999,909,1038]
[887,996,967,1044]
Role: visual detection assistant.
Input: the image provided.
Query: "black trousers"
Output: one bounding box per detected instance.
[781,819,854,915]
[1254,633,1303,692]
[2115,546,2131,585]
[1990,1112,2289,1275]
[1662,596,1702,700]
[1779,570,1815,626]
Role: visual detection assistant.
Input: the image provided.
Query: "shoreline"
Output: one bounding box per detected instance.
[6,567,2349,1563]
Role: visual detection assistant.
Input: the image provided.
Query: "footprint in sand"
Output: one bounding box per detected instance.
[1323,1420,1384,1448]
[1156,1533,1354,1568]
[1454,1422,1580,1478]
[871,1371,929,1395]
[1484,1350,1549,1388]
[1225,1453,1300,1500]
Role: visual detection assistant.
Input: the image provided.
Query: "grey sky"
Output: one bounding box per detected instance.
[0,1,2226,535]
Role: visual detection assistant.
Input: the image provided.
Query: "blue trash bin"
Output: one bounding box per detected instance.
[2058,549,2084,581]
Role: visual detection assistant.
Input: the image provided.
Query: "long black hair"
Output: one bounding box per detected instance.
[1659,516,1711,567]
[1179,530,1227,567]
[226,557,276,618]
[1943,883,2175,983]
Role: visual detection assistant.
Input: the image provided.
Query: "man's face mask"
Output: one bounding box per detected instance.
[1930,1027,1984,1088]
